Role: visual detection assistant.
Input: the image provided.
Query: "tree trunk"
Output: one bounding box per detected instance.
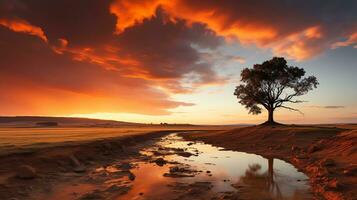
[268,109,274,124]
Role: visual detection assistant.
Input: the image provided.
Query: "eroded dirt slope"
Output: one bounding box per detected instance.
[182,125,357,200]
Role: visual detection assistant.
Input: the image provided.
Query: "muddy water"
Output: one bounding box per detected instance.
[38,133,312,200]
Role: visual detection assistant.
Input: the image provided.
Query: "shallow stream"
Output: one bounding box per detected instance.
[38,133,312,200]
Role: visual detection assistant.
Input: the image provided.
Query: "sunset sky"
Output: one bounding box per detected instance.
[0,0,356,124]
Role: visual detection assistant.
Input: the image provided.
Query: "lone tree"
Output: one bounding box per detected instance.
[234,57,318,125]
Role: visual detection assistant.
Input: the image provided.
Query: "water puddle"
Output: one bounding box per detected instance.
[38,133,312,200]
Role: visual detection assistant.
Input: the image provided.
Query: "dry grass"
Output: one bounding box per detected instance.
[0,125,234,155]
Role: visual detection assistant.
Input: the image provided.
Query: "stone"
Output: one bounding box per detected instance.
[308,145,319,153]
[119,163,132,170]
[342,166,357,176]
[177,152,193,157]
[296,155,308,159]
[321,159,335,167]
[154,158,167,166]
[291,145,299,152]
[106,185,121,192]
[170,166,180,173]
[128,171,136,181]
[73,166,86,173]
[79,190,103,200]
[69,154,86,173]
[16,165,37,179]
[69,155,81,167]
[327,179,341,189]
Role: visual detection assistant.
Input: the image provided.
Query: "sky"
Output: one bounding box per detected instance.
[0,0,356,125]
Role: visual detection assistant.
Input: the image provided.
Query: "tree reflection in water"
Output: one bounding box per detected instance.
[233,158,308,200]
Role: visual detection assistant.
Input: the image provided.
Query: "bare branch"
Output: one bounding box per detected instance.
[280,105,304,116]
[288,100,307,103]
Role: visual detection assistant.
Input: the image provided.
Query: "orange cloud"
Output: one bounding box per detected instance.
[331,32,357,49]
[305,26,323,39]
[109,0,322,60]
[269,26,325,61]
[110,0,278,45]
[158,5,324,60]
[110,0,356,60]
[163,2,278,45]
[0,26,193,116]
[0,18,47,42]
[110,0,169,33]
[49,10,224,94]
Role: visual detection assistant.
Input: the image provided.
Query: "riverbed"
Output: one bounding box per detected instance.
[36,133,312,200]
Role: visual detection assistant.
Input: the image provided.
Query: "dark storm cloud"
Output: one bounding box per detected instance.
[109,0,357,60]
[172,0,357,59]
[0,0,116,46]
[114,9,223,87]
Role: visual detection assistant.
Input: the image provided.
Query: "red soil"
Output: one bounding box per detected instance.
[182,125,357,200]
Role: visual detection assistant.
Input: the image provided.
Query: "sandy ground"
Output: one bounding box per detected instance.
[181,124,357,200]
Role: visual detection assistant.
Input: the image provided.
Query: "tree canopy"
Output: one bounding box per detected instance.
[234,57,318,124]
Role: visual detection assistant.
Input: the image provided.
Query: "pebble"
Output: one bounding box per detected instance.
[16,165,37,179]
[128,172,136,180]
[321,159,335,167]
[154,158,167,166]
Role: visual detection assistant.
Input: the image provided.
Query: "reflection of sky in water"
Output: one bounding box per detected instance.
[159,133,311,199]
[120,163,173,200]
[36,133,312,200]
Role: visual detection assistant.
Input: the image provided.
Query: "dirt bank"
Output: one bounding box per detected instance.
[181,125,357,200]
[0,130,190,199]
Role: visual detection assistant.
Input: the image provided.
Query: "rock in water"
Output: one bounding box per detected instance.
[16,165,37,179]
[128,171,136,181]
[79,190,103,200]
[119,163,132,170]
[154,158,167,166]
